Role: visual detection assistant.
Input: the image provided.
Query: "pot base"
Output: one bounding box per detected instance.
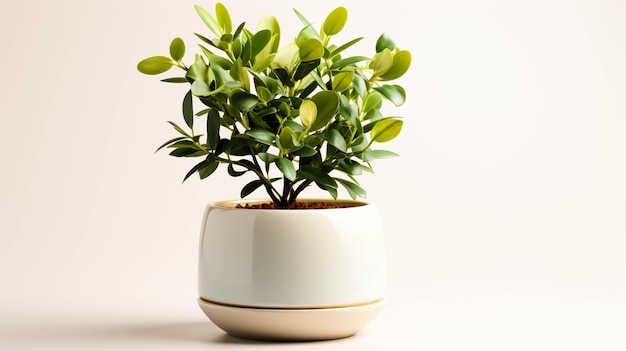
[197,298,383,341]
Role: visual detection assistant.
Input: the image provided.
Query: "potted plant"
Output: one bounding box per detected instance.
[137,2,411,341]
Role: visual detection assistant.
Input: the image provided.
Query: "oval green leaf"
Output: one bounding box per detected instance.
[231,91,259,111]
[137,56,173,75]
[369,49,393,76]
[275,158,296,181]
[380,50,412,81]
[207,109,220,149]
[309,90,340,131]
[191,79,211,96]
[336,178,366,199]
[241,179,265,198]
[330,55,370,70]
[323,129,347,152]
[362,149,399,162]
[279,127,298,151]
[373,84,406,106]
[371,119,403,143]
[194,5,221,36]
[182,90,193,128]
[215,2,232,34]
[322,7,348,36]
[291,145,317,157]
[299,39,324,62]
[296,166,337,190]
[246,129,275,144]
[169,37,185,62]
[258,15,281,53]
[375,33,396,53]
[299,100,317,129]
[332,70,355,92]
[250,30,272,58]
[363,92,383,113]
[199,156,219,179]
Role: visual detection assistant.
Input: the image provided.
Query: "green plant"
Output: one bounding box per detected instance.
[137,3,411,208]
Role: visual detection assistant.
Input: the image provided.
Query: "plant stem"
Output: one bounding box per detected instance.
[290,179,314,203]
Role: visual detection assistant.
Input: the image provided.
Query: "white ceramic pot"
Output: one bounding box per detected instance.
[197,199,385,341]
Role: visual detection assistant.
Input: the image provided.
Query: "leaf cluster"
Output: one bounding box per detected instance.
[137,3,411,208]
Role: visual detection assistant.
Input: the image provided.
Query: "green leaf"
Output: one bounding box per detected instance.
[258,16,281,53]
[169,37,185,62]
[279,127,298,150]
[182,90,193,128]
[363,92,382,113]
[194,5,221,36]
[370,49,393,76]
[252,53,276,72]
[361,149,399,162]
[291,145,317,157]
[155,136,186,152]
[258,152,279,163]
[137,56,173,75]
[230,59,250,91]
[246,129,275,144]
[379,50,412,81]
[167,121,192,138]
[375,33,396,53]
[293,8,313,28]
[352,74,367,99]
[186,55,208,81]
[199,45,233,69]
[227,163,247,177]
[241,179,265,198]
[336,178,366,199]
[338,159,363,175]
[191,79,210,96]
[299,100,317,129]
[374,84,406,106]
[199,155,219,179]
[183,159,206,182]
[250,30,272,58]
[370,119,403,143]
[169,147,204,157]
[276,158,296,181]
[299,39,324,62]
[332,70,354,92]
[161,77,189,83]
[294,59,320,81]
[258,15,280,35]
[231,91,259,111]
[309,90,340,131]
[297,166,337,189]
[329,56,369,70]
[322,129,347,152]
[195,33,216,48]
[257,86,273,103]
[326,186,339,199]
[322,7,348,36]
[207,109,220,149]
[329,37,363,59]
[364,116,395,132]
[215,3,232,34]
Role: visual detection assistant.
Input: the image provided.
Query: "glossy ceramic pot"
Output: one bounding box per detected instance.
[197,199,385,341]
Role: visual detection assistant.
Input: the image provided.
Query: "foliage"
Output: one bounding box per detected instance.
[137,3,411,208]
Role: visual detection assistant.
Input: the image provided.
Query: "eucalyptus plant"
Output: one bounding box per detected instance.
[137,3,411,208]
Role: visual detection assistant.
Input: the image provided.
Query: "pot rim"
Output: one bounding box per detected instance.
[209,198,371,210]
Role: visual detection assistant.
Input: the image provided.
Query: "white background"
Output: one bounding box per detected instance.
[1,0,625,350]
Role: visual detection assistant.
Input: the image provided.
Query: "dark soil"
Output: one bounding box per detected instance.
[235,201,363,210]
